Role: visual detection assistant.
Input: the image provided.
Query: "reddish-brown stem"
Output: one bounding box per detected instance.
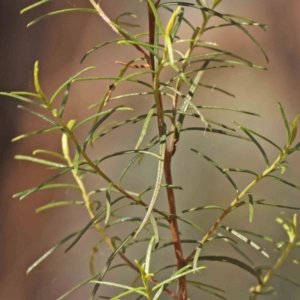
[164,151,188,299]
[147,2,187,299]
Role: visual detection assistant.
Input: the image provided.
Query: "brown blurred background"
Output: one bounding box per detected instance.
[1,0,300,299]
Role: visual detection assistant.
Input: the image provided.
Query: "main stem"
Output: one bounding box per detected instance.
[147,2,187,299]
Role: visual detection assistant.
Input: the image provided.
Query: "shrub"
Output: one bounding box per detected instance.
[1,1,300,299]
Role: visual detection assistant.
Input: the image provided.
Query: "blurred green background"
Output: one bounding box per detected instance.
[1,1,300,299]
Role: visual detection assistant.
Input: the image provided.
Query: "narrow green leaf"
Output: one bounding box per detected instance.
[233,199,300,212]
[139,184,182,200]
[117,134,164,186]
[105,183,113,224]
[15,155,66,168]
[11,91,42,99]
[59,83,71,117]
[12,127,62,142]
[18,105,60,127]
[161,6,195,30]
[188,283,227,300]
[232,124,281,152]
[150,214,160,249]
[73,106,133,130]
[166,65,233,85]
[160,256,261,283]
[197,105,260,116]
[65,212,106,253]
[97,149,163,164]
[33,149,66,161]
[36,201,85,213]
[165,6,183,65]
[108,217,141,231]
[13,168,73,200]
[145,236,156,275]
[205,21,267,32]
[134,124,167,238]
[20,0,51,14]
[34,61,48,103]
[171,215,205,234]
[152,266,206,291]
[50,67,95,104]
[235,122,270,167]
[176,67,210,141]
[190,58,265,70]
[267,175,300,191]
[219,225,269,258]
[199,83,235,98]
[177,111,236,132]
[191,150,239,193]
[135,104,156,150]
[89,281,147,298]
[110,91,157,102]
[81,39,123,63]
[273,274,300,289]
[182,127,251,141]
[115,12,140,28]
[27,8,98,27]
[13,183,80,199]
[92,114,148,139]
[110,287,147,299]
[229,243,255,266]
[153,286,164,300]
[235,229,278,246]
[248,193,254,222]
[118,39,164,53]
[26,231,79,274]
[170,7,184,41]
[278,102,291,141]
[223,168,258,176]
[115,12,137,22]
[182,205,225,214]
[0,92,45,107]
[83,107,120,151]
[207,235,238,245]
[89,231,137,300]
[193,247,202,270]
[187,280,225,293]
[73,145,81,175]
[196,255,261,283]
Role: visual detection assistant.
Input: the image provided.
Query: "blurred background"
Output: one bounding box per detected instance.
[1,0,300,299]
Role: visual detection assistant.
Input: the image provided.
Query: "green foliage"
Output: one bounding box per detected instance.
[2,0,300,299]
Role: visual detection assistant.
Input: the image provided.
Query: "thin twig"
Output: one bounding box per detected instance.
[185,148,290,264]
